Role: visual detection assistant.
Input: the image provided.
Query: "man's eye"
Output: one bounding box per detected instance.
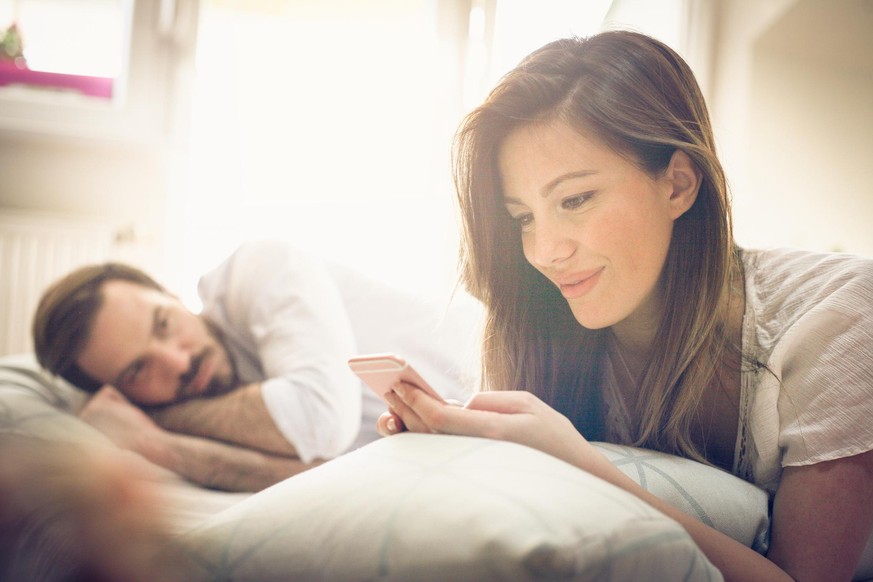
[157,312,171,335]
[562,192,593,210]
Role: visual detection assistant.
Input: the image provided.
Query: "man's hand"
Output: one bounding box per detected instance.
[79,386,316,492]
[78,386,163,453]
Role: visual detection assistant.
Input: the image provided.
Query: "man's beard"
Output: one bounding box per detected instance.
[200,374,237,399]
[176,318,240,401]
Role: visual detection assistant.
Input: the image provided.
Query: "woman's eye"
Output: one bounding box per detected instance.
[562,193,593,210]
[513,213,534,229]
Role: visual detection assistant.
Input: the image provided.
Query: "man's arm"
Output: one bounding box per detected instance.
[185,241,363,462]
[79,386,313,492]
[143,429,317,492]
[147,382,298,457]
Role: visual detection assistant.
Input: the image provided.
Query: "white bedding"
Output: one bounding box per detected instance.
[7,240,873,581]
[0,353,796,581]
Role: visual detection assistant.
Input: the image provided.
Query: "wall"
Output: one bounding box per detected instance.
[0,0,200,278]
[709,0,873,257]
[748,49,873,253]
[0,135,169,268]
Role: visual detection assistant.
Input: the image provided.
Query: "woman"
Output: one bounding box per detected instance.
[378,31,873,581]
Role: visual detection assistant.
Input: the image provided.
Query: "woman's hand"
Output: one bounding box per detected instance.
[378,383,599,472]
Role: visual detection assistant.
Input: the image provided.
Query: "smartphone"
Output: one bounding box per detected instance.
[348,353,444,404]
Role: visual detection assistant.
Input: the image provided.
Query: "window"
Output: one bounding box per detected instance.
[0,0,196,142]
[0,0,129,100]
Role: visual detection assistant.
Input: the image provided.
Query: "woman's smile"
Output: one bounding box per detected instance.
[499,120,679,330]
[555,267,605,299]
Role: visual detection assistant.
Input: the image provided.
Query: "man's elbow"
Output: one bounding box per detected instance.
[292,394,361,462]
[261,375,362,461]
[313,403,361,459]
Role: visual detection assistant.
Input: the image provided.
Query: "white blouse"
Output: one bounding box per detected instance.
[603,247,873,494]
[738,247,873,493]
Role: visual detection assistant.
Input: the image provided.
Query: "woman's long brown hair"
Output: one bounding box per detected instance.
[453,31,738,461]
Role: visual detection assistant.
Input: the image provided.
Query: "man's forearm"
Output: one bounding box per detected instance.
[147,383,299,458]
[140,427,317,492]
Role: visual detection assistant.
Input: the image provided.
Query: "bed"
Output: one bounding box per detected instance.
[1,352,867,581]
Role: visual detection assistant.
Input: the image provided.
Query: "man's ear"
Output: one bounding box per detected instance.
[663,149,702,220]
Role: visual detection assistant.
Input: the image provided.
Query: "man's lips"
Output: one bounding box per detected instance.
[555,267,604,299]
[180,351,215,398]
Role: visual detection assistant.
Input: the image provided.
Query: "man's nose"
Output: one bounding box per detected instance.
[155,343,191,376]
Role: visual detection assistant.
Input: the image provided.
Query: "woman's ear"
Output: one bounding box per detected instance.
[663,149,702,219]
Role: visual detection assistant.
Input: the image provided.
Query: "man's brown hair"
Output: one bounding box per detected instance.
[32,263,166,392]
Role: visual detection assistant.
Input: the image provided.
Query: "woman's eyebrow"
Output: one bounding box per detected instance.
[502,170,599,205]
[540,170,598,197]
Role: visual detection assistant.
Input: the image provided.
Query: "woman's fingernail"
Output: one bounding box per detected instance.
[393,383,406,397]
[386,416,397,433]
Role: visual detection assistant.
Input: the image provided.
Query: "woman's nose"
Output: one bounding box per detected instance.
[527,219,575,268]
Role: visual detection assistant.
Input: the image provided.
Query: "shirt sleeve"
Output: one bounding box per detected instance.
[771,254,873,468]
[203,240,361,463]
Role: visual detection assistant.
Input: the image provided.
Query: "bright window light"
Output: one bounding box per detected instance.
[0,0,129,77]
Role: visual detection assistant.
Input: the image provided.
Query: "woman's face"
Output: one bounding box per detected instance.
[498,121,686,333]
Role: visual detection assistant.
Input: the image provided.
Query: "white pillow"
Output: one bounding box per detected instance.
[0,353,108,447]
[0,354,250,534]
[182,433,729,581]
[595,442,769,552]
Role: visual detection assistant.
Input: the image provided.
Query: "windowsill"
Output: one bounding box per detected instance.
[0,59,114,100]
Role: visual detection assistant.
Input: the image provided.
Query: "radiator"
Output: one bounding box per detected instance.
[0,212,117,357]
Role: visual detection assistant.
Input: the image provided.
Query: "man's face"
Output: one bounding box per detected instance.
[76,280,238,406]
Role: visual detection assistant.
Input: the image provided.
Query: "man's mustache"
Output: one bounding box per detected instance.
[177,349,210,399]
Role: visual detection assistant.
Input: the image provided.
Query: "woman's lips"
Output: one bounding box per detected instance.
[557,267,604,299]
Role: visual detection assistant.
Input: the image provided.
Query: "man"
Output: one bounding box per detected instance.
[33,240,478,492]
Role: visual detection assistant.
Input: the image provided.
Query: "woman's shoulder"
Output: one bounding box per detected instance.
[740,248,873,484]
[742,247,873,314]
[743,246,873,282]
[740,246,873,362]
